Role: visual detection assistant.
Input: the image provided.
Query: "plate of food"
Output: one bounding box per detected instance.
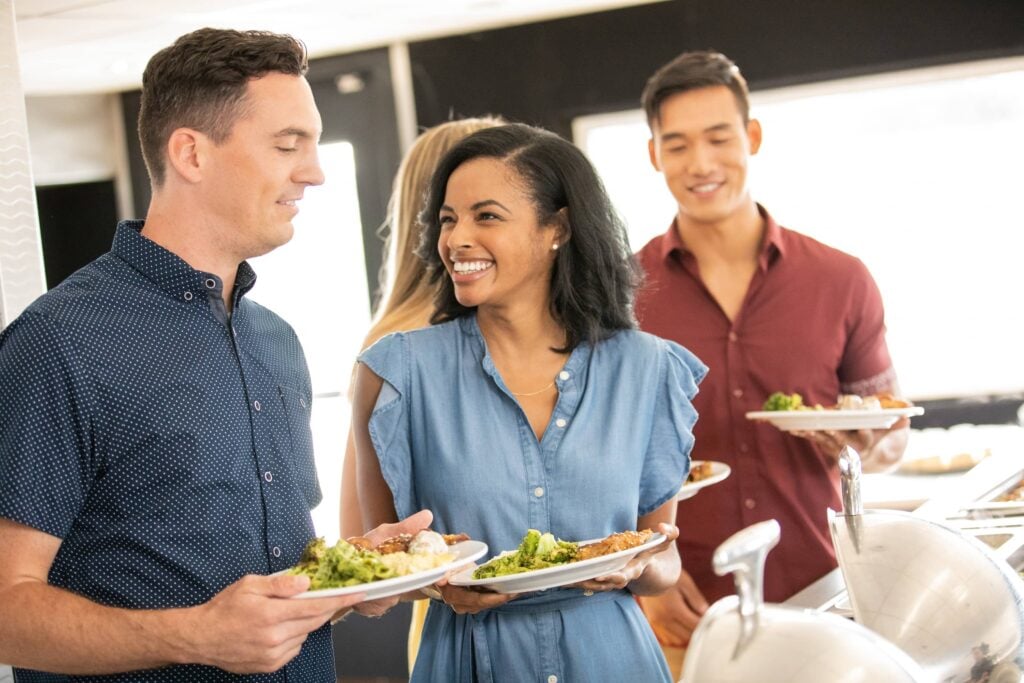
[746,391,923,432]
[283,530,487,600]
[897,449,990,475]
[677,460,731,500]
[448,528,665,594]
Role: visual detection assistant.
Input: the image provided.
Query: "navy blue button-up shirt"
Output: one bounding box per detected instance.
[0,221,332,682]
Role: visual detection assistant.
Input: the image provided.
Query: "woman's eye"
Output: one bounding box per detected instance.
[710,138,731,145]
[477,212,500,221]
[439,215,455,227]
[276,147,298,153]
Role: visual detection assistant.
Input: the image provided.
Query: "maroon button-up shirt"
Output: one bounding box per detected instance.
[635,206,895,603]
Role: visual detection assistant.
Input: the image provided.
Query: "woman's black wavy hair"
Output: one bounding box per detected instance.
[415,123,640,351]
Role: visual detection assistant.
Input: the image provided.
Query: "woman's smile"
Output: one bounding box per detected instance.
[451,259,494,283]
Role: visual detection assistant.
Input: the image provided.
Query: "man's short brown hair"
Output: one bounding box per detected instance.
[641,51,750,129]
[138,28,308,187]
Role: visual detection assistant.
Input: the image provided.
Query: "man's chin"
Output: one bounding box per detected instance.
[247,227,294,259]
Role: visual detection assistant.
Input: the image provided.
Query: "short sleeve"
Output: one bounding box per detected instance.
[357,332,415,520]
[639,340,707,516]
[0,312,95,538]
[838,259,896,394]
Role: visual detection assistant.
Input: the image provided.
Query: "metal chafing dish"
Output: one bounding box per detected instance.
[830,445,1024,682]
[789,442,1024,609]
[680,519,927,682]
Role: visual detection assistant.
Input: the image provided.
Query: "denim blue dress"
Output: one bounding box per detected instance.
[359,315,706,683]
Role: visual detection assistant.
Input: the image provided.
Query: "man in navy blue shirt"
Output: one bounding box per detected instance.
[0,27,429,680]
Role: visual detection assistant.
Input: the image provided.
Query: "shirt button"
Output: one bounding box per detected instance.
[732,388,744,398]
[555,418,567,428]
[271,546,282,558]
[183,291,193,301]
[264,471,273,483]
[299,398,307,409]
[558,371,570,381]
[253,400,262,412]
[739,443,750,453]
[744,498,757,510]
[548,676,558,683]
[728,331,739,343]
[205,278,216,289]
[534,487,545,498]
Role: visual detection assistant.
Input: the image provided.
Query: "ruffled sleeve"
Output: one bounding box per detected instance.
[638,339,708,516]
[357,332,416,520]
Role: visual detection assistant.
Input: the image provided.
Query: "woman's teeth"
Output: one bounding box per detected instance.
[453,261,493,274]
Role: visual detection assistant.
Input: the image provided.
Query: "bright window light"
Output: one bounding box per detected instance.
[249,140,370,541]
[574,59,1024,400]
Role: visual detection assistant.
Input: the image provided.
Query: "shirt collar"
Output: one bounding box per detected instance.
[111,220,258,301]
[457,313,592,379]
[659,203,787,270]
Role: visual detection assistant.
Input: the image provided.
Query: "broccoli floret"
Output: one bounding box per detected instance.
[536,532,557,558]
[518,529,541,557]
[763,391,804,411]
[472,530,580,578]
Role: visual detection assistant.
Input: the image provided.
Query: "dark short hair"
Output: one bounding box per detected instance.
[416,123,639,351]
[641,50,750,128]
[138,28,308,187]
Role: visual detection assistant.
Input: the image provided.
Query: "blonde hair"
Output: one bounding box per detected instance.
[364,116,503,348]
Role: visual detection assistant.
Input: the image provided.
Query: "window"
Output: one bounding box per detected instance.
[574,58,1024,399]
[249,141,368,541]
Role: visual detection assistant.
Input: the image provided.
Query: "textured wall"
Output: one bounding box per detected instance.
[0,0,46,328]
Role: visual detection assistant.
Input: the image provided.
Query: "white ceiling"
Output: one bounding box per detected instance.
[13,0,666,95]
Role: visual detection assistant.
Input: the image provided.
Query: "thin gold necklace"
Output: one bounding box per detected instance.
[510,380,555,397]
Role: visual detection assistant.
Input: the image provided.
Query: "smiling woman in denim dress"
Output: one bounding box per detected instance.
[352,123,707,682]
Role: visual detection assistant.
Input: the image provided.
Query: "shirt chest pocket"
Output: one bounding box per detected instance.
[277,384,322,509]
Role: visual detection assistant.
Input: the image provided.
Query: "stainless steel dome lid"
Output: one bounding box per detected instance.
[681,519,926,683]
[831,446,1024,682]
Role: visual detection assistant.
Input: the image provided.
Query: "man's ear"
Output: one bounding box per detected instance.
[747,118,762,156]
[165,128,204,184]
[648,137,662,172]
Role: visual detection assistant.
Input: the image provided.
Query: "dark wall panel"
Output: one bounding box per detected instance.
[410,0,1024,138]
[36,180,118,289]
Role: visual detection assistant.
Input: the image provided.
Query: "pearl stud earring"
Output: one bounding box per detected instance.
[551,243,559,251]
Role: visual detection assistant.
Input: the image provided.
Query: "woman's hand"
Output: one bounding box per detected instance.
[435,582,516,615]
[572,523,680,594]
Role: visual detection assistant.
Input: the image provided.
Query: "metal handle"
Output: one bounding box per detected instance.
[712,519,781,660]
[838,445,863,516]
[838,445,864,553]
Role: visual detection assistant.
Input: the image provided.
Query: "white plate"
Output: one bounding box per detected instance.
[288,540,488,600]
[745,406,924,432]
[448,532,666,594]
[677,461,731,500]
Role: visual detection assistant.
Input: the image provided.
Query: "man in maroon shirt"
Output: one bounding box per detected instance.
[633,51,910,666]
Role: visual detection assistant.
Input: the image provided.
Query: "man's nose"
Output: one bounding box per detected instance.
[299,149,325,187]
[686,142,714,176]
